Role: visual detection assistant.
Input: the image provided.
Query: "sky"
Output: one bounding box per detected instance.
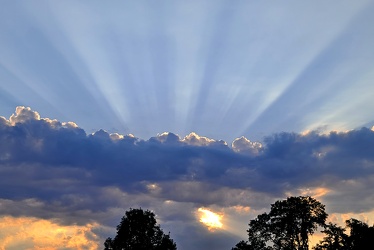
[0,1,374,249]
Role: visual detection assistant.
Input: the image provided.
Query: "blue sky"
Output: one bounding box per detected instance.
[1,1,374,249]
[1,1,373,142]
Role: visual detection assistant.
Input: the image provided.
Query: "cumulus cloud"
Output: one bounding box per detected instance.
[1,107,374,249]
[181,132,227,147]
[9,106,40,125]
[232,136,263,156]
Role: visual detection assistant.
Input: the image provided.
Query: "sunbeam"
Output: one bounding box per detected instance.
[49,2,132,128]
[0,1,372,140]
[236,1,373,140]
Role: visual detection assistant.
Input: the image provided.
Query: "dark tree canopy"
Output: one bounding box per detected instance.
[314,219,374,250]
[232,196,374,250]
[345,218,374,249]
[232,196,327,250]
[104,208,177,250]
[313,223,348,250]
[269,196,327,249]
[313,218,374,250]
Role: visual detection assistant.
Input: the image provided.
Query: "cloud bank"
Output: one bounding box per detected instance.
[1,107,374,249]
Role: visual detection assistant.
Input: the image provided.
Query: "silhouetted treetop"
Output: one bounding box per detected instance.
[232,196,374,250]
[313,218,374,250]
[232,196,327,250]
[104,208,177,250]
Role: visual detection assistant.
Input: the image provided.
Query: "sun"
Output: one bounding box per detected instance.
[197,208,223,231]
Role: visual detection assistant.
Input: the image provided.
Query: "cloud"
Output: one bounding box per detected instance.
[1,107,374,249]
[181,132,227,147]
[9,106,40,125]
[0,216,99,250]
[232,136,263,156]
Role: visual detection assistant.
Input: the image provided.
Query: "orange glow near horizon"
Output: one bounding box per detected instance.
[0,216,99,250]
[197,208,223,231]
[285,187,331,199]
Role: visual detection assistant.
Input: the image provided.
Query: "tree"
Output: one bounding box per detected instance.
[231,213,273,250]
[247,213,273,250]
[232,196,327,250]
[313,223,348,250]
[104,208,177,250]
[269,196,327,250]
[231,240,252,250]
[314,219,374,250]
[345,218,374,250]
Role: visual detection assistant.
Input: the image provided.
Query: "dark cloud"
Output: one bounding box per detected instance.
[1,107,374,248]
[173,223,241,250]
[2,107,374,202]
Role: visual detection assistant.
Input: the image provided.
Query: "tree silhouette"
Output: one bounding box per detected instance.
[270,196,327,249]
[232,196,327,250]
[313,223,348,250]
[231,240,252,250]
[314,218,374,250]
[104,208,177,250]
[345,218,374,250]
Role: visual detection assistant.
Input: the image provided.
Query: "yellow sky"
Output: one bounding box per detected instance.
[0,216,100,250]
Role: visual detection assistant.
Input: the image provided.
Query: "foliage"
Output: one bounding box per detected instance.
[313,218,374,250]
[233,196,374,250]
[232,240,252,250]
[104,208,177,250]
[313,223,348,250]
[346,218,374,249]
[232,196,327,250]
[269,196,327,249]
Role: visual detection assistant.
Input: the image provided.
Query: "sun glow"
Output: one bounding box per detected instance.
[197,208,223,231]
